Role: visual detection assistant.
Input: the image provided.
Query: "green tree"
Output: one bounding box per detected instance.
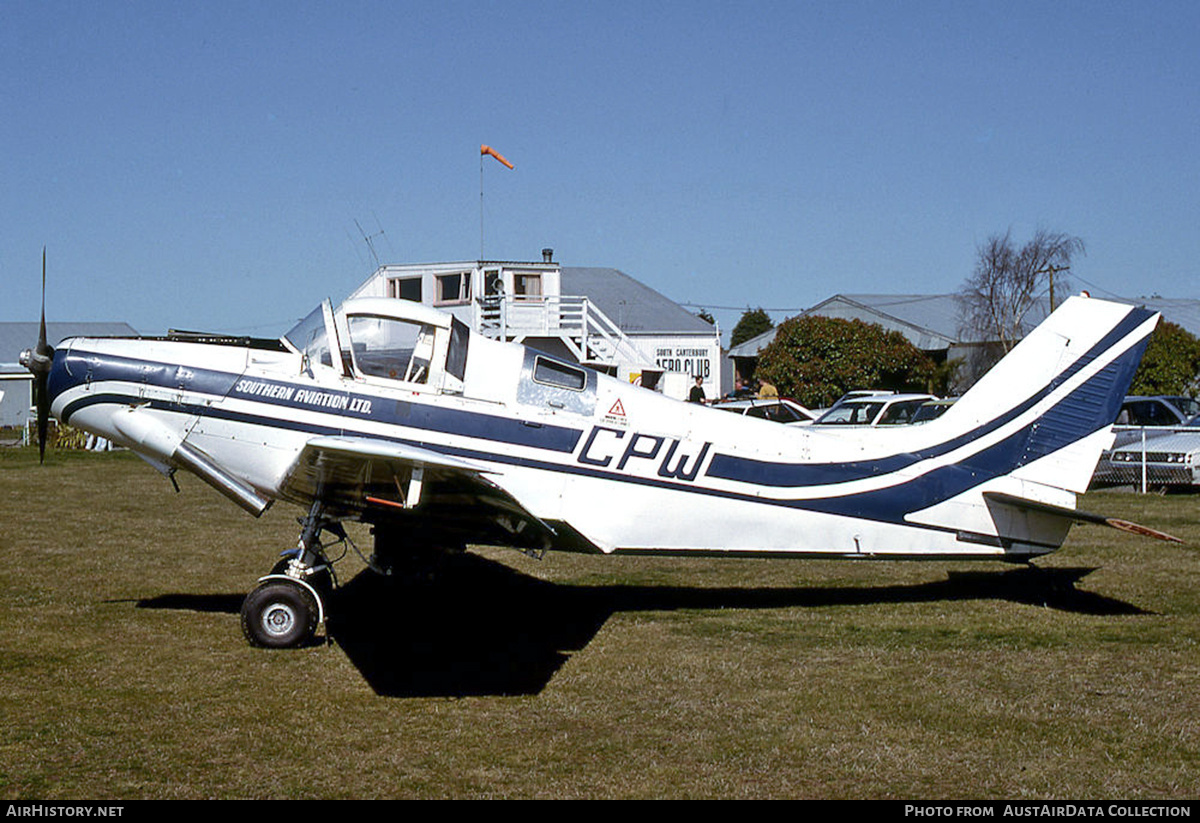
[756,316,936,408]
[1129,320,1200,397]
[730,307,774,349]
[694,308,715,326]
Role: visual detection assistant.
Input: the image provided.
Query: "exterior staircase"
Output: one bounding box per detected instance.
[473,295,648,372]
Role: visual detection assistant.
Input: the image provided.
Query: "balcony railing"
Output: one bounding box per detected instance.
[474,295,646,367]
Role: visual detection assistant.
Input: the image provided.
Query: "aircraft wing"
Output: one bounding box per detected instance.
[277,435,558,550]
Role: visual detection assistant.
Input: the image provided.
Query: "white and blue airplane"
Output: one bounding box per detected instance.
[22,275,1179,648]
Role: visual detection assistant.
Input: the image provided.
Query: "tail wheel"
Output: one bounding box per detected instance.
[241,581,319,648]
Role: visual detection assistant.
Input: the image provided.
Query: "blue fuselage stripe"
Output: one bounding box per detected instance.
[52,349,583,454]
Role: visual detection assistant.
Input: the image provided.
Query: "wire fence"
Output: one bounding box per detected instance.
[1094,427,1200,492]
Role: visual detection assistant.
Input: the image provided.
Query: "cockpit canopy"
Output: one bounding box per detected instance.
[284,298,469,393]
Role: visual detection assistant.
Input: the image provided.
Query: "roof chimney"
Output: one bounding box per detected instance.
[542,248,554,263]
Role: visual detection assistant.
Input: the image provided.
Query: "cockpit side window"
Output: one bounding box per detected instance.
[347,315,436,384]
[446,317,470,382]
[533,356,586,391]
[516,349,597,416]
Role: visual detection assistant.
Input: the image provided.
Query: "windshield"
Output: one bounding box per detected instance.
[283,304,333,366]
[347,314,436,384]
[817,401,885,425]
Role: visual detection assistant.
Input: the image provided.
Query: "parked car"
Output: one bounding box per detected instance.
[711,397,816,425]
[1096,414,1200,488]
[1092,396,1200,485]
[812,393,936,426]
[811,389,896,418]
[1111,395,1200,447]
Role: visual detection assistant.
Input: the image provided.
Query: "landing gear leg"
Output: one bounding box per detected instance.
[241,502,339,648]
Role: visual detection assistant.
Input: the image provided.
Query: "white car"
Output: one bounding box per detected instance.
[1099,415,1200,488]
[1110,395,1200,448]
[1092,396,1200,486]
[813,393,937,426]
[710,397,816,425]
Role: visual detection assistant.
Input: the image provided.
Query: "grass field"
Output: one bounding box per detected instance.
[2,448,1198,799]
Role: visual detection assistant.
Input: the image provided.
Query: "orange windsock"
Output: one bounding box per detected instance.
[480,144,514,169]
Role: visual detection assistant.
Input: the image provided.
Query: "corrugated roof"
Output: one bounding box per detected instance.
[0,322,138,372]
[727,293,1200,357]
[808,294,964,347]
[560,267,716,336]
[728,294,964,357]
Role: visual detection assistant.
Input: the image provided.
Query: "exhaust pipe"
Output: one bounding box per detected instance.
[172,441,272,517]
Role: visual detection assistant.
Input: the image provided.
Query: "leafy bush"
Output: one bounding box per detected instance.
[1129,320,1200,397]
[756,315,936,408]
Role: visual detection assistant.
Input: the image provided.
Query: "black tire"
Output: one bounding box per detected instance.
[241,581,319,648]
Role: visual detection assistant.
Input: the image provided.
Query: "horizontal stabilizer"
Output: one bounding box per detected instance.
[983,491,1183,544]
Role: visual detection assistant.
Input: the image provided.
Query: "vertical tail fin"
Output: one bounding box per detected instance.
[901,295,1161,553]
[943,295,1159,494]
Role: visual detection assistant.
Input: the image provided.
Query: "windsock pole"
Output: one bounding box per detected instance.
[480,145,514,259]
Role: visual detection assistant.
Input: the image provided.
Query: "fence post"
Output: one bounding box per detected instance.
[1140,427,1147,494]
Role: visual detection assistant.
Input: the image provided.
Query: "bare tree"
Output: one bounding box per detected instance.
[958,228,1085,354]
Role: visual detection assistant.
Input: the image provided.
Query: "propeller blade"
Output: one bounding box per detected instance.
[38,248,48,356]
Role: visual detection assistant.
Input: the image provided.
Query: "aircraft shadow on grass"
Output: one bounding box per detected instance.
[137,552,1148,698]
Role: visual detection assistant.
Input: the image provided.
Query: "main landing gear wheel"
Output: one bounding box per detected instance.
[242,501,349,648]
[241,580,319,648]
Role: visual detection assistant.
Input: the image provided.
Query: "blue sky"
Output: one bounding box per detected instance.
[3,1,1197,339]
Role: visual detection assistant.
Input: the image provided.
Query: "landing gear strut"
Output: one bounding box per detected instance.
[241,502,342,648]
